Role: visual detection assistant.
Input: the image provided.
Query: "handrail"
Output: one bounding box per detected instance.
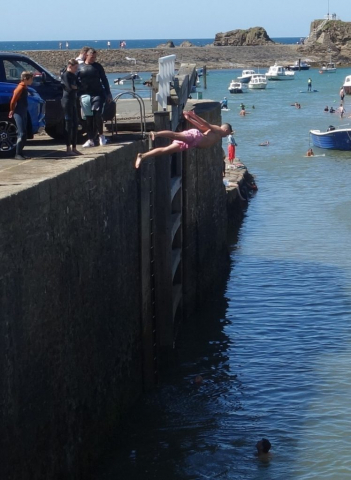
[112,91,147,137]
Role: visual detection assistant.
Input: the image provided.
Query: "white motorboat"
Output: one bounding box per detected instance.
[319,62,336,74]
[248,74,267,89]
[343,74,351,95]
[237,69,255,83]
[228,80,243,94]
[266,63,295,80]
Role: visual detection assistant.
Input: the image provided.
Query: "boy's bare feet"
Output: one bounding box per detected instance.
[135,153,143,169]
[66,151,76,156]
[72,149,83,155]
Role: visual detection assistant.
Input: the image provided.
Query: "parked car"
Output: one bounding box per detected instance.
[0,52,115,140]
[0,81,45,158]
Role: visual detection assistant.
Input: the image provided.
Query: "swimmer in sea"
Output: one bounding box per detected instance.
[135,110,233,168]
[256,438,272,460]
[306,148,314,157]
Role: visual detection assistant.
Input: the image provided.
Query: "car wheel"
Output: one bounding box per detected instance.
[0,120,17,158]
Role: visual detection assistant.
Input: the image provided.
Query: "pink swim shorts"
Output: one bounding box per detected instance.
[172,129,204,151]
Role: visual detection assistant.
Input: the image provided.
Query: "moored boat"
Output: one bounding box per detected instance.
[288,60,311,71]
[248,74,267,89]
[228,80,243,94]
[237,69,255,83]
[114,73,143,85]
[309,125,351,150]
[266,63,295,80]
[319,62,336,74]
[343,74,351,95]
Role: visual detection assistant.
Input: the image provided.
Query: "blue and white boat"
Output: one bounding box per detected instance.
[309,126,351,150]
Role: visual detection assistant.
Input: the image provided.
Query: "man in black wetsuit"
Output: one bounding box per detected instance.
[77,48,112,147]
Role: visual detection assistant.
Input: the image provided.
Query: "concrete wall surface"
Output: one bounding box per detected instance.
[0,101,231,479]
[182,102,230,312]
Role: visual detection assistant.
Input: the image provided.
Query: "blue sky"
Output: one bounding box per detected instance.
[1,0,350,41]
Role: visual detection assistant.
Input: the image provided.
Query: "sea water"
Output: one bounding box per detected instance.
[0,38,301,51]
[103,68,351,479]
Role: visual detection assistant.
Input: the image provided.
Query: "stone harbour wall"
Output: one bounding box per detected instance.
[0,102,232,479]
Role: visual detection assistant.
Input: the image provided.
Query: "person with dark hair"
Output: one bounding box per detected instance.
[135,110,233,168]
[76,46,90,65]
[256,438,272,459]
[77,48,112,147]
[340,87,345,103]
[61,58,81,156]
[8,71,34,160]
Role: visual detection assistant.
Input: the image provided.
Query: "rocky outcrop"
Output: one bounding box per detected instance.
[179,41,194,47]
[156,40,175,48]
[299,19,351,63]
[214,27,274,46]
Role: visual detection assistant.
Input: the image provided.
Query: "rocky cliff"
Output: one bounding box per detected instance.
[298,19,351,64]
[214,27,274,46]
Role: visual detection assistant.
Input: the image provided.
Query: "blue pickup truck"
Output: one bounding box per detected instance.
[0,82,45,158]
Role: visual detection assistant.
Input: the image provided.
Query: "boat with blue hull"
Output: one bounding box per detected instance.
[309,126,351,150]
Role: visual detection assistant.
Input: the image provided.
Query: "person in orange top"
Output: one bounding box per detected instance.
[9,71,34,160]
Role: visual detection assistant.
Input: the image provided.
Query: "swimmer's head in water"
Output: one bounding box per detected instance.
[256,438,271,454]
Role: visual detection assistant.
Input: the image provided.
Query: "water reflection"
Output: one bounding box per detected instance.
[97,255,351,480]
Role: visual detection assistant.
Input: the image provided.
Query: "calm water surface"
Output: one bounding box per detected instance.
[98,68,351,479]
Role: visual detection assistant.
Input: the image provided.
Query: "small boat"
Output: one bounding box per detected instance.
[288,60,311,71]
[266,63,295,80]
[114,73,143,85]
[228,80,243,94]
[248,74,267,89]
[309,125,351,150]
[319,62,336,74]
[343,74,351,94]
[237,69,255,83]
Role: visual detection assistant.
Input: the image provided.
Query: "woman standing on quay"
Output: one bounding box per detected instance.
[8,71,34,160]
[61,58,81,156]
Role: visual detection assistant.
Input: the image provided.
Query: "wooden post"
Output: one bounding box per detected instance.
[203,65,207,89]
[153,111,174,349]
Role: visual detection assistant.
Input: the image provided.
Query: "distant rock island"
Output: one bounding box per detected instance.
[214,27,274,46]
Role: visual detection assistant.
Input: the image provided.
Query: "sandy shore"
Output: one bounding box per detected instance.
[17,45,347,75]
